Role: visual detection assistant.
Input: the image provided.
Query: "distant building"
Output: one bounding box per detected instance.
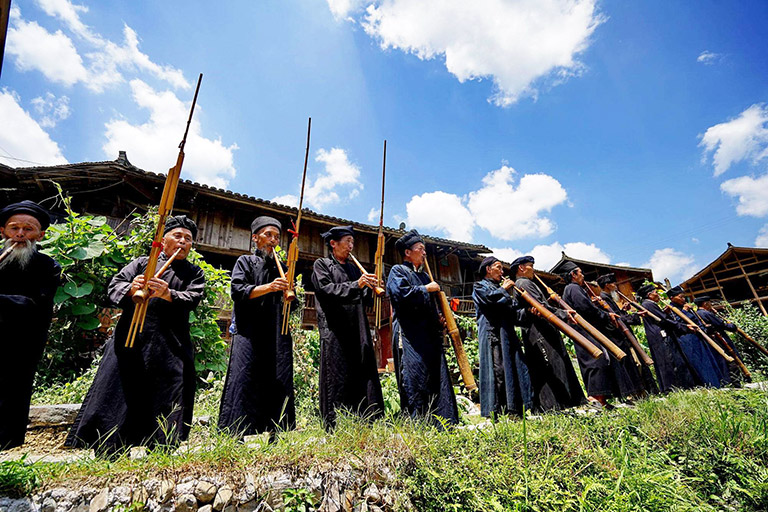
[0,152,492,367]
[680,244,768,316]
[549,252,654,298]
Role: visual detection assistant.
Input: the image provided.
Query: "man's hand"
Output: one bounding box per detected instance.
[637,310,648,317]
[425,281,441,293]
[609,312,620,322]
[566,309,578,324]
[500,277,514,291]
[147,277,172,302]
[129,275,147,296]
[358,273,378,289]
[269,277,289,292]
[528,306,542,318]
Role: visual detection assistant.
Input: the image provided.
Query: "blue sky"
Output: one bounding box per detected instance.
[2,0,768,283]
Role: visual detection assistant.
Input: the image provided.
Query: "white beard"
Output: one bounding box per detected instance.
[0,239,36,270]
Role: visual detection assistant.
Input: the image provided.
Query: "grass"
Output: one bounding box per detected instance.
[11,387,768,511]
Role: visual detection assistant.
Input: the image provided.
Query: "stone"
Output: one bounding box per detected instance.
[41,497,56,512]
[89,488,110,512]
[8,499,34,512]
[212,486,233,511]
[27,404,81,428]
[199,506,212,512]
[194,482,217,504]
[157,480,176,503]
[132,486,150,504]
[175,494,197,512]
[363,484,381,504]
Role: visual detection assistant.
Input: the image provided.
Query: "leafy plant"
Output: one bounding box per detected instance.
[282,487,318,512]
[0,456,41,497]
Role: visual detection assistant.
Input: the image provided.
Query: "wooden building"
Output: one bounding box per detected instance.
[549,253,654,298]
[680,244,768,316]
[0,152,492,366]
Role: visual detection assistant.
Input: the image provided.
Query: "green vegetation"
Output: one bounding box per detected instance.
[0,456,41,498]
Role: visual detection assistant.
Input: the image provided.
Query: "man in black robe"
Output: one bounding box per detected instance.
[66,216,205,455]
[472,256,533,417]
[596,274,658,395]
[218,216,295,437]
[694,296,747,384]
[0,201,61,450]
[311,225,384,428]
[636,284,699,392]
[386,230,458,426]
[561,262,642,405]
[512,256,585,412]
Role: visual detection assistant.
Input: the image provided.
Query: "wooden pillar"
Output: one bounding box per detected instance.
[732,250,768,316]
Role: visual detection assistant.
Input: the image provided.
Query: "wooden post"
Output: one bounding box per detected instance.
[732,250,768,316]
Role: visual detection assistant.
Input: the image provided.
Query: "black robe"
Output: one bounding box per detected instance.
[640,299,700,392]
[217,251,295,436]
[386,262,458,426]
[563,283,642,399]
[676,307,728,388]
[697,308,746,384]
[472,278,533,417]
[0,251,61,450]
[311,256,384,428]
[601,291,659,395]
[65,254,204,452]
[514,278,585,411]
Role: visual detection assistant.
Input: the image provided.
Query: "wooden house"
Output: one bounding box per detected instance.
[680,244,768,316]
[549,253,654,298]
[0,152,492,367]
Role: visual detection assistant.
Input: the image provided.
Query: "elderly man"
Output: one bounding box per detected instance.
[311,225,384,428]
[561,262,641,405]
[386,230,458,426]
[512,256,585,412]
[472,256,532,417]
[218,216,295,437]
[694,296,746,383]
[0,201,61,450]
[66,215,205,455]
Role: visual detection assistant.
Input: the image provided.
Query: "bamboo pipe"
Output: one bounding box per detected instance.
[349,254,385,296]
[667,305,734,362]
[273,250,296,302]
[616,290,662,323]
[0,242,19,264]
[132,247,183,304]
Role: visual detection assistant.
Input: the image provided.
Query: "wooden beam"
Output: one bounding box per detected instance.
[732,249,768,316]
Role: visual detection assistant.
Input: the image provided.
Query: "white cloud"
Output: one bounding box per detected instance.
[404,164,568,242]
[31,92,71,128]
[303,148,364,209]
[0,90,67,166]
[643,248,698,284]
[8,2,188,92]
[697,50,722,65]
[271,194,299,207]
[358,0,603,106]
[406,191,474,241]
[720,173,768,217]
[7,17,88,86]
[367,207,380,223]
[326,0,366,21]
[467,166,567,240]
[756,225,768,247]
[490,240,610,270]
[699,104,768,176]
[102,80,237,189]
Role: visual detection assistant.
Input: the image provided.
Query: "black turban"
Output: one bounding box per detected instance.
[478,256,499,276]
[164,215,198,239]
[693,296,711,306]
[666,286,685,298]
[251,216,281,234]
[321,225,355,244]
[510,255,534,275]
[558,261,579,278]
[635,284,655,300]
[596,273,616,287]
[395,229,423,255]
[0,200,51,230]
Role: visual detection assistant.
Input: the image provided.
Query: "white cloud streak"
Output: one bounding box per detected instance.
[696,50,722,65]
[31,92,71,128]
[699,104,768,176]
[720,173,768,217]
[0,90,67,166]
[406,191,475,241]
[102,80,237,189]
[326,0,367,21]
[354,0,602,106]
[643,248,698,284]
[756,225,768,248]
[490,240,609,270]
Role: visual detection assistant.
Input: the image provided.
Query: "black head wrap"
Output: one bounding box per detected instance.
[321,225,355,245]
[478,256,499,276]
[0,200,51,230]
[558,261,579,279]
[251,216,281,234]
[635,284,656,300]
[693,296,711,307]
[164,215,198,239]
[395,229,423,255]
[596,273,616,287]
[667,286,685,298]
[510,255,534,276]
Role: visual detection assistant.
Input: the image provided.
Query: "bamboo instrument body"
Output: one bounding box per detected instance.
[533,275,626,360]
[616,290,662,323]
[125,73,203,348]
[0,242,18,264]
[273,250,295,302]
[373,141,387,330]
[423,259,477,391]
[735,327,768,357]
[667,305,734,362]
[280,118,312,335]
[514,285,603,359]
[585,285,653,366]
[349,254,385,296]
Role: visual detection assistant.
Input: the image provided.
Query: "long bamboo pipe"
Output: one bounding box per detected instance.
[0,242,19,264]
[616,290,662,323]
[349,254,385,296]
[667,305,734,362]
[273,250,296,302]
